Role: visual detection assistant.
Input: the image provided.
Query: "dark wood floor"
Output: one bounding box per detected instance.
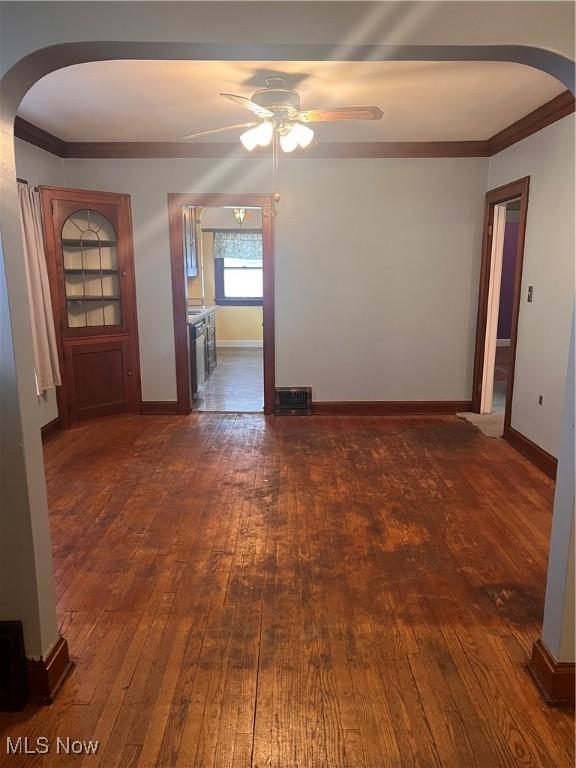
[1,414,573,767]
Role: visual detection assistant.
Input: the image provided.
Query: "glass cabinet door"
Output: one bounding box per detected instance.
[61,209,122,329]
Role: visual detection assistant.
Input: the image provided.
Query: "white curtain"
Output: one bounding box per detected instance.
[213,231,262,261]
[18,182,61,394]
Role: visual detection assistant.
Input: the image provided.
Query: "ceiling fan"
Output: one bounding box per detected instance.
[182,77,383,152]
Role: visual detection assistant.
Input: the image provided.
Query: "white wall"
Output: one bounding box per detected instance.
[14,138,64,427]
[63,155,488,403]
[488,115,575,456]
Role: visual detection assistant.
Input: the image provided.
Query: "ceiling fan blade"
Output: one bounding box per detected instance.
[181,122,257,140]
[298,107,383,123]
[219,93,274,118]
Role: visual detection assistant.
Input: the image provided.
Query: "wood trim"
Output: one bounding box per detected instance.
[168,193,275,416]
[471,177,529,435]
[0,621,28,711]
[529,638,575,706]
[504,425,558,479]
[13,116,67,158]
[140,401,180,415]
[63,140,491,159]
[40,416,63,444]
[311,400,472,416]
[15,91,574,160]
[27,636,72,703]
[488,91,575,155]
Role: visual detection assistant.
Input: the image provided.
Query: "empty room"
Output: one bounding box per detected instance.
[0,2,574,767]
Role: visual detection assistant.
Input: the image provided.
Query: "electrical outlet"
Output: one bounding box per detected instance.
[538,394,543,405]
[527,285,534,302]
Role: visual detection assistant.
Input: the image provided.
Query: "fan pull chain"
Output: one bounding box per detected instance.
[269,130,279,218]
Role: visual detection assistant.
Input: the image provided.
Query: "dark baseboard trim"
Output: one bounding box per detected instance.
[41,416,63,444]
[0,621,28,711]
[503,425,557,479]
[528,638,575,706]
[27,636,72,703]
[140,401,181,415]
[311,400,472,416]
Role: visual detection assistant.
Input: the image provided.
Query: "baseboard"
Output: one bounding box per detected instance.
[528,638,575,706]
[41,416,63,444]
[140,401,181,415]
[496,338,511,347]
[27,636,72,704]
[504,425,558,479]
[0,621,28,711]
[216,340,263,348]
[311,400,473,416]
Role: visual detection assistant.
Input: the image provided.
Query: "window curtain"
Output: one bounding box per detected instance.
[213,231,262,261]
[18,182,61,394]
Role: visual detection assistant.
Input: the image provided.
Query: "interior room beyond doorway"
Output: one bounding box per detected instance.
[186,205,264,413]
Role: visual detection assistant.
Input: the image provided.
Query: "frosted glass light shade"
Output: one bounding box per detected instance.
[279,126,299,153]
[293,123,314,148]
[240,121,274,150]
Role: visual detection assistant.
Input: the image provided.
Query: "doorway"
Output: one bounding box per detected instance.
[168,193,275,415]
[472,177,529,437]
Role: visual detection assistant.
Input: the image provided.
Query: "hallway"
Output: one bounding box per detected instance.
[0,414,572,768]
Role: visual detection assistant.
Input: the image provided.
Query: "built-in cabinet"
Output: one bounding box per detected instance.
[41,187,141,425]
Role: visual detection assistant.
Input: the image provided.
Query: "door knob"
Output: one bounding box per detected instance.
[127,370,133,376]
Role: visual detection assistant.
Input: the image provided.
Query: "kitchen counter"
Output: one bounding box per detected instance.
[186,306,217,325]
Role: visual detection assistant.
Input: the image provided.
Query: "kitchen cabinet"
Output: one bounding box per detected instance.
[188,308,217,399]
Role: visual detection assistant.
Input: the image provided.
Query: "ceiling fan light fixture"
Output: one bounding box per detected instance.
[240,121,274,150]
[293,122,314,148]
[240,126,260,151]
[279,126,299,153]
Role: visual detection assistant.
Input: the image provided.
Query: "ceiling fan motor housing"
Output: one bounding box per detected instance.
[251,78,301,118]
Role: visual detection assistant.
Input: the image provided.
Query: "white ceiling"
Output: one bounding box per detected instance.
[18,60,564,143]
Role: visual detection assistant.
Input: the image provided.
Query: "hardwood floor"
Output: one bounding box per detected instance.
[196,348,263,412]
[1,414,573,767]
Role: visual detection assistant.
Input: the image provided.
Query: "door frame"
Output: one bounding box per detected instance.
[471,176,530,435]
[40,186,142,427]
[167,193,275,415]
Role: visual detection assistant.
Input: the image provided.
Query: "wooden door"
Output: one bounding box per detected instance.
[40,187,141,425]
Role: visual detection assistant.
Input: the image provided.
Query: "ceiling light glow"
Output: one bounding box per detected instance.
[240,121,274,151]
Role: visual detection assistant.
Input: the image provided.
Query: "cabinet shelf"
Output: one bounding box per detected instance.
[67,296,120,302]
[64,268,119,275]
[62,238,117,247]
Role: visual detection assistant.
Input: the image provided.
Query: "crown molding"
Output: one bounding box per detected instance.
[62,140,490,159]
[13,116,67,158]
[14,91,574,160]
[487,90,575,155]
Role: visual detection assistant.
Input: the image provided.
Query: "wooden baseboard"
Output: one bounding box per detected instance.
[27,636,72,703]
[41,417,63,444]
[504,425,558,479]
[311,400,472,416]
[0,621,28,711]
[528,638,575,706]
[140,401,181,415]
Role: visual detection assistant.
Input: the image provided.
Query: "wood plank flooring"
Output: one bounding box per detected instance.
[196,349,263,412]
[1,414,573,767]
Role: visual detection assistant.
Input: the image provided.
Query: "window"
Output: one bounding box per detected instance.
[214,231,263,306]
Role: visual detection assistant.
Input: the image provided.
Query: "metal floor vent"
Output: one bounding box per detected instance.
[274,387,312,415]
